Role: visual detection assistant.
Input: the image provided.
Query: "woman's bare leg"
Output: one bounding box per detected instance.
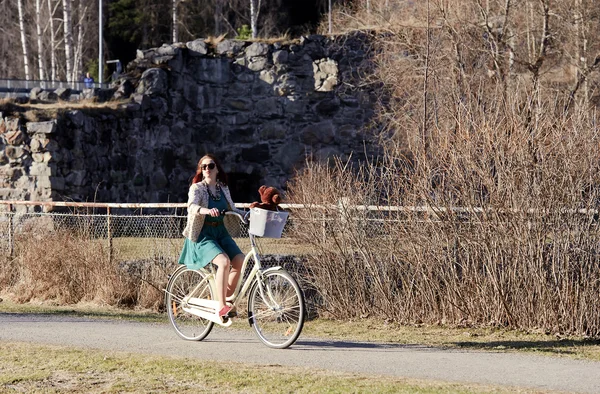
[226,253,244,297]
[212,254,230,311]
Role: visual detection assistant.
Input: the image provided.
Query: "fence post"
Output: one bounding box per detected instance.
[107,206,113,263]
[8,203,14,258]
[338,197,350,224]
[322,211,326,242]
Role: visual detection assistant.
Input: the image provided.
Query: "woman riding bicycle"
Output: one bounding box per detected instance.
[179,154,245,318]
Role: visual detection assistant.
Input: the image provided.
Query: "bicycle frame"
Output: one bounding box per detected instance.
[179,211,282,326]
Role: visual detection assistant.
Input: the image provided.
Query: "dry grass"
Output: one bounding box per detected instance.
[288,0,600,338]
[317,0,426,35]
[1,98,133,123]
[2,98,129,110]
[258,34,298,46]
[0,341,523,394]
[0,225,307,313]
[22,99,127,109]
[0,228,173,311]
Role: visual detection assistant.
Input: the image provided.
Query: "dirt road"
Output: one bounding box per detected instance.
[1,313,599,393]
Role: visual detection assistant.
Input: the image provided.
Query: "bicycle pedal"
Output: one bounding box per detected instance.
[227,311,238,318]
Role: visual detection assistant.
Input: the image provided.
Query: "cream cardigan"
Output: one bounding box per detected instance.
[181,181,243,242]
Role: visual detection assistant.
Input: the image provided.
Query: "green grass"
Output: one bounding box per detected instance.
[0,341,531,393]
[111,237,183,260]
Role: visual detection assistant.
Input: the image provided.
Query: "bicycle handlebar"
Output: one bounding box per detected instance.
[222,209,249,225]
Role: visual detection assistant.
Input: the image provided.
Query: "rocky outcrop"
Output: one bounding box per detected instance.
[0,32,382,206]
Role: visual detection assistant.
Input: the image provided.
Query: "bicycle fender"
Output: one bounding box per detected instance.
[261,266,283,274]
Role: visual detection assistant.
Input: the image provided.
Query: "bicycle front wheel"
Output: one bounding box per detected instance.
[165,266,214,341]
[248,269,305,349]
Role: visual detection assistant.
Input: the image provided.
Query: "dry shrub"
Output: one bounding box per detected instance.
[3,225,173,311]
[317,0,422,34]
[393,105,600,335]
[12,229,111,304]
[115,257,177,310]
[0,255,19,290]
[286,159,383,319]
[289,0,600,336]
[289,110,600,336]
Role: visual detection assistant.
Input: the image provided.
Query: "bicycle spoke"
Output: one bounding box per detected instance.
[249,270,305,349]
[166,267,214,341]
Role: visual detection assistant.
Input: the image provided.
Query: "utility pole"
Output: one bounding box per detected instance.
[99,0,103,85]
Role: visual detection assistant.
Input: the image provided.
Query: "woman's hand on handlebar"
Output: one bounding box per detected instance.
[213,209,248,224]
[206,208,221,217]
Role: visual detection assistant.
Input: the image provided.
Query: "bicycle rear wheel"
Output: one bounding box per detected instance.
[165,266,214,341]
[248,269,305,349]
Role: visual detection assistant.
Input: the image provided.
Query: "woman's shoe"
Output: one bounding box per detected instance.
[226,303,238,317]
[218,305,233,317]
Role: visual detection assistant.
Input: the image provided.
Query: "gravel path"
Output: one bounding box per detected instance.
[1,313,599,393]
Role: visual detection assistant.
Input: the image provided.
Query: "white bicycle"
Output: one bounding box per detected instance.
[164,210,305,349]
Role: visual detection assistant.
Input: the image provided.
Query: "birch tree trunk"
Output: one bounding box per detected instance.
[62,0,73,81]
[36,0,46,80]
[172,0,178,43]
[17,0,30,80]
[48,0,57,81]
[73,0,87,81]
[250,0,261,38]
[328,0,332,34]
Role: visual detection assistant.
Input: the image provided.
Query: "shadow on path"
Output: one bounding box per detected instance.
[454,338,600,355]
[197,336,429,351]
[293,340,432,351]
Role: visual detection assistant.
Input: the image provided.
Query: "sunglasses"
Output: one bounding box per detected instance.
[201,162,216,171]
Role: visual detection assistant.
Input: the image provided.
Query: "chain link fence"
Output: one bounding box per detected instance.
[0,202,308,272]
[0,200,403,261]
[0,201,316,302]
[0,200,397,316]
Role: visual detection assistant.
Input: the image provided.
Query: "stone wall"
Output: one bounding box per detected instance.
[0,32,381,206]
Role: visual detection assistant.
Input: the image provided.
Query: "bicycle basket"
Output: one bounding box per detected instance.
[249,208,288,238]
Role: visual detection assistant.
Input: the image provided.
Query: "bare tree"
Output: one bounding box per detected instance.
[62,0,73,81]
[17,0,30,80]
[250,0,261,38]
[47,0,58,81]
[288,0,600,337]
[328,0,332,34]
[0,2,13,78]
[422,0,430,153]
[172,0,178,42]
[35,0,46,80]
[214,0,222,36]
[72,1,89,81]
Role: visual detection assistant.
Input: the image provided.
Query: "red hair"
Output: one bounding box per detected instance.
[191,154,228,185]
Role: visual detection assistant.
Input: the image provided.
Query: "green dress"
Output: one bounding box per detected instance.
[178,194,243,270]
